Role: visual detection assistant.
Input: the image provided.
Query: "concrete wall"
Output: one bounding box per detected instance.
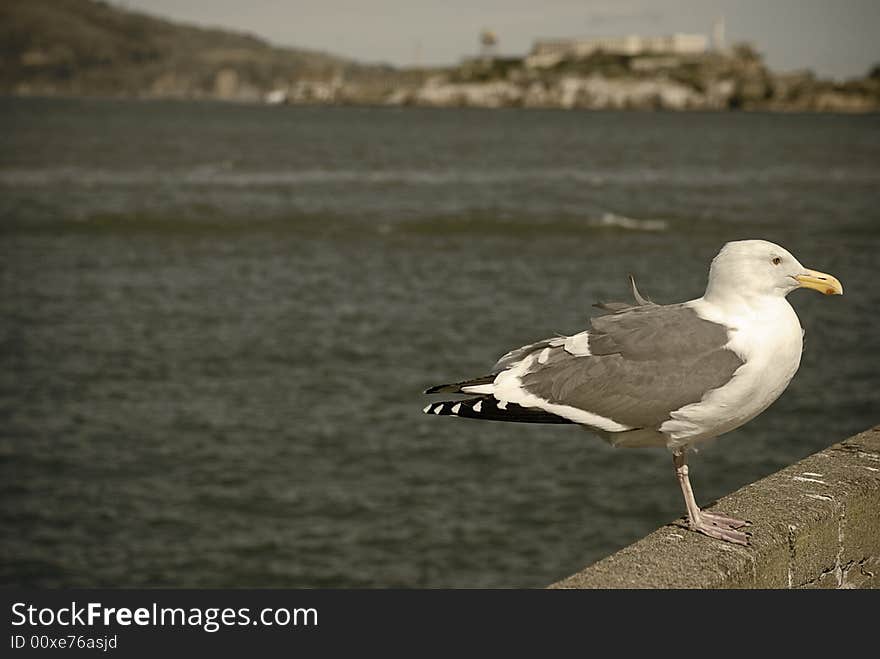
[550,425,880,589]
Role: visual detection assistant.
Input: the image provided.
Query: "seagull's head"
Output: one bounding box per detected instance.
[704,239,843,302]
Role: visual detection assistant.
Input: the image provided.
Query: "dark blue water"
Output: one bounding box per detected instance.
[1,98,878,587]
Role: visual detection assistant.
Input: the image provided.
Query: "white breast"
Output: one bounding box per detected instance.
[660,296,804,448]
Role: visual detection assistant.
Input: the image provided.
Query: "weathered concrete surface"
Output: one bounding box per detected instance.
[550,425,880,589]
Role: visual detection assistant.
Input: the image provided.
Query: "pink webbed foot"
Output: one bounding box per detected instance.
[699,510,751,530]
[689,512,751,546]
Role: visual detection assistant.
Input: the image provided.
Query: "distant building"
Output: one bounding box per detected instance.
[526,33,708,68]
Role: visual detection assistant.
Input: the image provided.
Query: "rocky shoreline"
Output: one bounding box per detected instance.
[386,71,880,113]
[336,49,880,113]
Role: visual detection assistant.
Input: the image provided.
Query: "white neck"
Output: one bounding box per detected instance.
[702,281,789,313]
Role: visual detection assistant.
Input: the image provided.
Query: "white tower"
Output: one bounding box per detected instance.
[712,16,726,52]
[479,29,498,61]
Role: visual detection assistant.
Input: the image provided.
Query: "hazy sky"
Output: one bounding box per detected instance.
[120,0,879,79]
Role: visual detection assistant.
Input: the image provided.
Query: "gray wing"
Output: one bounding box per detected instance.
[493,275,655,371]
[518,303,744,429]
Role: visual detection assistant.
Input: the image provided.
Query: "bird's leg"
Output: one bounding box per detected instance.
[672,449,750,545]
[672,449,703,523]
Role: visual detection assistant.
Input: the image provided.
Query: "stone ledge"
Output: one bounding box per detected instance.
[549,425,880,589]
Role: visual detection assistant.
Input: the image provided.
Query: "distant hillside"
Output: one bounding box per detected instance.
[0,0,417,100]
[2,0,876,111]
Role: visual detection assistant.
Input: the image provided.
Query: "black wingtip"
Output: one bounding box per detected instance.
[423,397,575,424]
[424,374,496,395]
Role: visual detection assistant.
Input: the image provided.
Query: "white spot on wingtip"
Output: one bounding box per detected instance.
[433,404,443,415]
[422,405,431,414]
[473,400,482,412]
[451,403,461,414]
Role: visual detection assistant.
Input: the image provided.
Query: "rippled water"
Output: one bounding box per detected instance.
[1,98,878,587]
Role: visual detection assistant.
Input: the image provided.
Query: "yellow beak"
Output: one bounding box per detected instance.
[795,268,844,296]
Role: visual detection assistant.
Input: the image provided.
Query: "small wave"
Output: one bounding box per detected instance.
[391,211,671,237]
[593,212,668,232]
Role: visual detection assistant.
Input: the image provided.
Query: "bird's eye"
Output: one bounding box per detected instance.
[772,257,782,265]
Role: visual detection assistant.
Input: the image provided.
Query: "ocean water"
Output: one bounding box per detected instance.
[1,97,878,587]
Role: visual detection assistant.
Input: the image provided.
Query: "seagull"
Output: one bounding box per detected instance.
[423,240,843,545]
